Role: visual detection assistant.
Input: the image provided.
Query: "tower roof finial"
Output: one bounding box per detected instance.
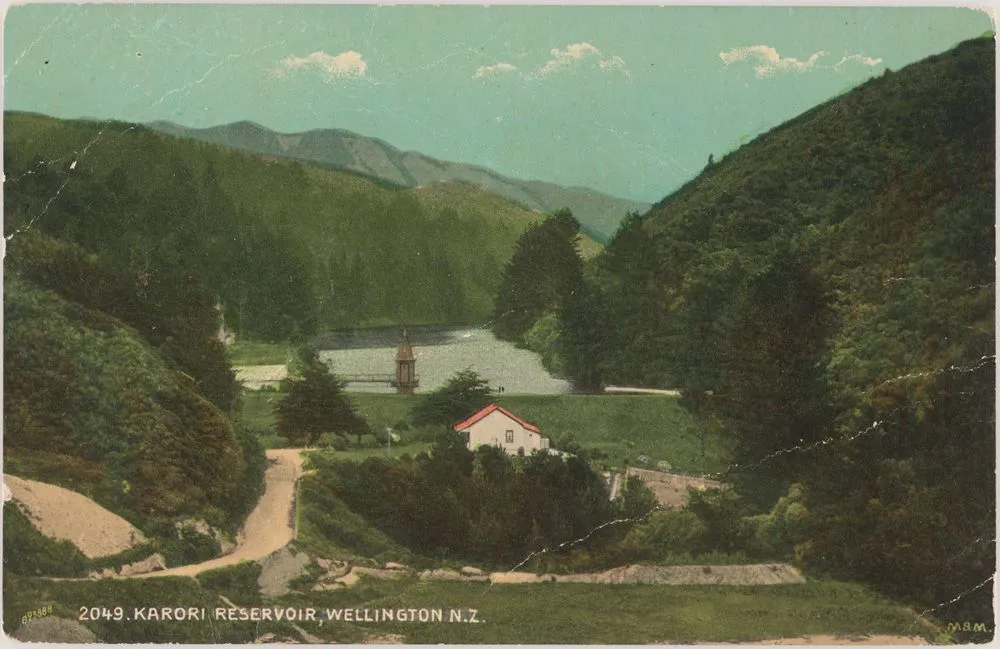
[396,328,415,361]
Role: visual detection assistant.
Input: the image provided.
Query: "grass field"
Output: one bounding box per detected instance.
[497,394,728,474]
[313,579,928,644]
[238,391,729,473]
[237,391,281,430]
[238,391,419,434]
[6,572,932,644]
[3,573,301,643]
[306,444,434,462]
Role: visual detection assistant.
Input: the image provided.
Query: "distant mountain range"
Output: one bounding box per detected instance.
[147,120,650,242]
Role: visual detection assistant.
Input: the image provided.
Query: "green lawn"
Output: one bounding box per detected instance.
[239,391,729,474]
[327,579,928,644]
[237,391,428,450]
[346,393,729,473]
[3,573,302,643]
[349,393,424,434]
[316,443,433,462]
[237,391,282,430]
[239,392,421,435]
[497,394,729,474]
[3,571,937,644]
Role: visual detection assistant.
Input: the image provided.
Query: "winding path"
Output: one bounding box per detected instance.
[136,449,305,579]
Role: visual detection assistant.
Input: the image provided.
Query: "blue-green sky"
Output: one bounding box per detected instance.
[4,4,993,202]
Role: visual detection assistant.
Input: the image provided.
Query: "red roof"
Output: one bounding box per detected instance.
[452,403,541,434]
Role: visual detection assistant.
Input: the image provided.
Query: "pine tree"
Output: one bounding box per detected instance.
[275,347,368,446]
[492,209,582,341]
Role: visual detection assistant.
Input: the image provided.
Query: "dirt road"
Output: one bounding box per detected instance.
[136,449,305,578]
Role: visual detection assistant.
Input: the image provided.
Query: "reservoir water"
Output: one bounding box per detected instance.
[314,325,571,395]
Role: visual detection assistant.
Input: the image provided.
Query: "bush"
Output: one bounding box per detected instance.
[620,507,709,559]
[373,428,403,445]
[157,526,220,568]
[686,488,756,554]
[615,476,659,520]
[2,502,91,577]
[744,483,810,560]
[196,561,263,604]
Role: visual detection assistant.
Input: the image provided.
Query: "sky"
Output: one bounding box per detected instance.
[3,3,994,203]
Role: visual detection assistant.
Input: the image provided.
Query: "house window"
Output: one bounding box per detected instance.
[505,430,514,444]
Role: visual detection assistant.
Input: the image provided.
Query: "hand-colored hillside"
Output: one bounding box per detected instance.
[147,119,650,242]
[4,112,566,339]
[558,37,994,626]
[4,244,264,535]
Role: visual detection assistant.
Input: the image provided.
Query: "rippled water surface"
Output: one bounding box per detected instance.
[316,326,571,395]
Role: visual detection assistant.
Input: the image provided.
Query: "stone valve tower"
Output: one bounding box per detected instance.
[394,329,419,395]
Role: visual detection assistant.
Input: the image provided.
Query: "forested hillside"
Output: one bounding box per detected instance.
[4,112,550,339]
[557,38,994,623]
[4,231,265,538]
[148,119,649,242]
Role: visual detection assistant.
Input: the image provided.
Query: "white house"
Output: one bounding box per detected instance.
[453,404,550,455]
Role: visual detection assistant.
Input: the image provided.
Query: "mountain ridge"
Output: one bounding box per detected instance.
[146,119,650,241]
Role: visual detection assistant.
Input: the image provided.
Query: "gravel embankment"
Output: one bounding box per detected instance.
[4,474,145,558]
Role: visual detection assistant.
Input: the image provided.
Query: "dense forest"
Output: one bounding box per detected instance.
[3,112,550,340]
[534,37,994,624]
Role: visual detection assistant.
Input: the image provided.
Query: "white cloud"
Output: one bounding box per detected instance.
[834,54,884,70]
[474,62,517,79]
[538,42,602,76]
[472,43,628,83]
[598,55,628,73]
[536,42,629,78]
[275,50,368,81]
[719,45,826,77]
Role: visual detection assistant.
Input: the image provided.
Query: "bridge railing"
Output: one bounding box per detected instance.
[340,373,420,385]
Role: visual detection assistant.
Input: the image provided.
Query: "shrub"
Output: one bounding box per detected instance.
[2,502,91,577]
[744,483,810,560]
[157,526,219,567]
[196,561,263,604]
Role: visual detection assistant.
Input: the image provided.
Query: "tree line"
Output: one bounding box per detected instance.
[4,112,535,342]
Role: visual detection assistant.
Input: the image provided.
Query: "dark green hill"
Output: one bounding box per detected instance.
[561,38,994,623]
[4,232,265,538]
[4,112,554,338]
[147,118,649,241]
